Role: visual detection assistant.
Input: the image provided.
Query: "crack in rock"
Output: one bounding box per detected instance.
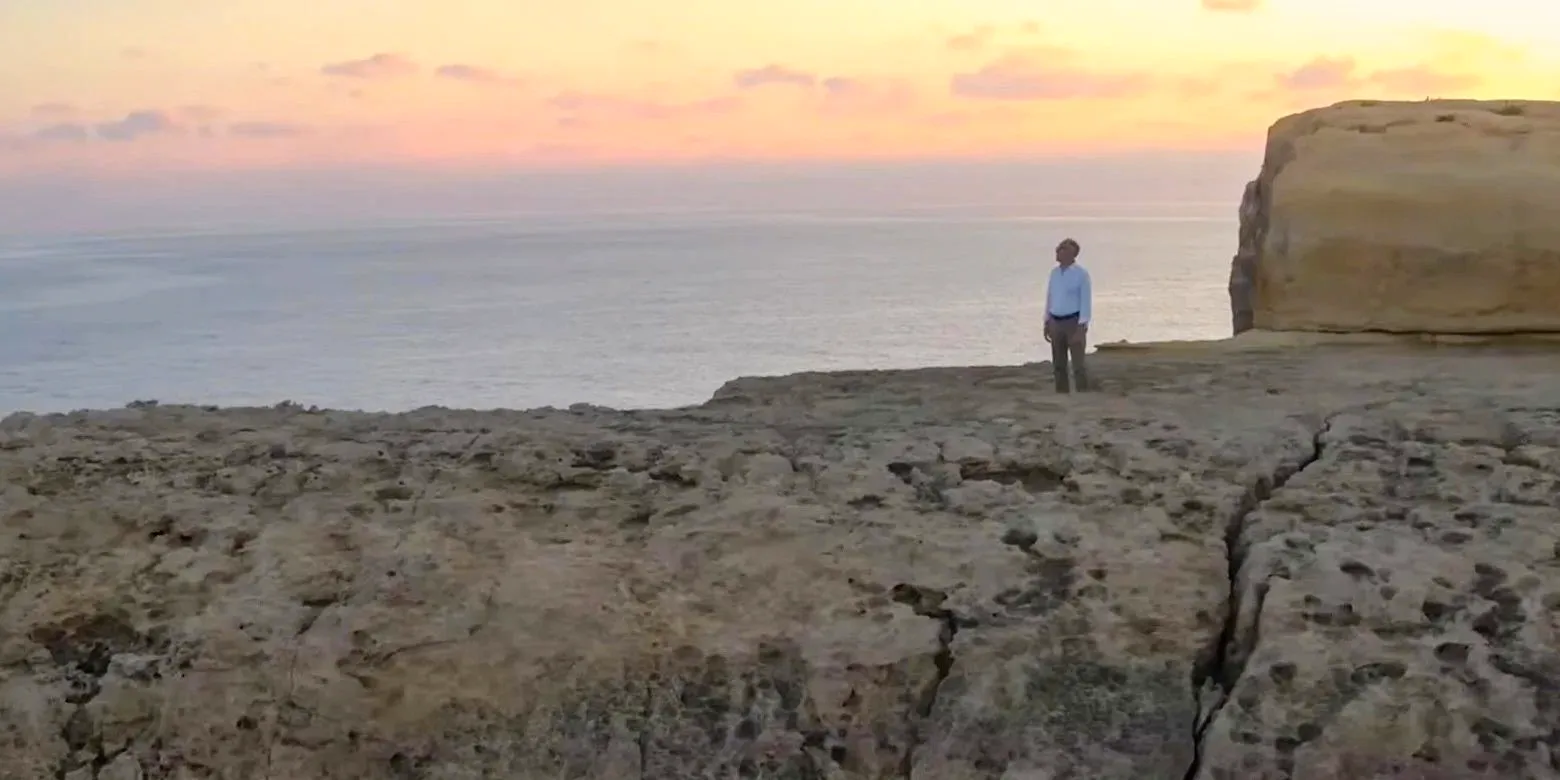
[636,676,651,780]
[1182,414,1335,780]
[888,583,962,779]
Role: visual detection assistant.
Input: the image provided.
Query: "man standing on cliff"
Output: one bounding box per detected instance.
[1044,238,1092,393]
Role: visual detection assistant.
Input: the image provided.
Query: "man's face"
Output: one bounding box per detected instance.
[1055,244,1077,265]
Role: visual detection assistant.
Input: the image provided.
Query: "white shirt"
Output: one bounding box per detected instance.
[1046,264,1092,324]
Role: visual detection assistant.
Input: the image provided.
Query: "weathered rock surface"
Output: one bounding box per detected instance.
[1230,99,1560,336]
[3,346,1560,779]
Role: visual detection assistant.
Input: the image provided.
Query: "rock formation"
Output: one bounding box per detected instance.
[4,346,1560,779]
[1230,99,1560,336]
[1229,179,1261,334]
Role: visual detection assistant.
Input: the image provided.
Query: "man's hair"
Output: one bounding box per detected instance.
[1057,238,1080,253]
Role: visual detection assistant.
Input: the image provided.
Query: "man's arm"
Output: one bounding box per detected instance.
[1043,269,1056,322]
[1078,270,1093,327]
[1042,270,1055,341]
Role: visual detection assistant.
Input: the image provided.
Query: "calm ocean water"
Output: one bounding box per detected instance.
[0,206,1236,413]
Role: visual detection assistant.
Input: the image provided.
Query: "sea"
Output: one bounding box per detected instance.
[0,202,1237,413]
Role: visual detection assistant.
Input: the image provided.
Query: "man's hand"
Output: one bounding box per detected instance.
[1078,322,1088,336]
[1043,319,1053,343]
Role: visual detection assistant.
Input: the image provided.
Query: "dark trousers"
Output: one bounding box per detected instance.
[1048,317,1089,393]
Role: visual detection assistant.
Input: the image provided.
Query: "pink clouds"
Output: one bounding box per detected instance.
[229,121,310,138]
[1273,56,1479,95]
[321,53,419,79]
[16,108,311,146]
[32,124,91,143]
[724,66,917,115]
[733,65,818,89]
[435,64,524,87]
[96,111,179,142]
[1276,56,1355,90]
[947,26,995,52]
[0,24,1524,176]
[820,77,868,96]
[527,64,924,133]
[549,92,743,123]
[944,21,1043,52]
[951,55,1151,100]
[317,55,524,88]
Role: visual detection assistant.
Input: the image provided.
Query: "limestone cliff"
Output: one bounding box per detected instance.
[1230,99,1560,335]
[4,347,1560,779]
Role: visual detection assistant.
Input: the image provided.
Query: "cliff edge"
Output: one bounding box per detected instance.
[4,346,1560,779]
[1230,99,1560,335]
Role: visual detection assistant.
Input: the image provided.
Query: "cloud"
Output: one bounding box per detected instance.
[723,65,919,115]
[550,92,743,122]
[820,77,872,97]
[435,64,523,87]
[121,46,152,61]
[733,65,818,89]
[17,111,180,145]
[178,105,225,122]
[31,124,91,143]
[951,55,1151,100]
[31,102,78,120]
[321,53,418,79]
[820,77,915,114]
[1201,0,1261,11]
[11,108,311,147]
[95,110,179,141]
[943,22,1044,52]
[1275,56,1355,90]
[729,66,912,108]
[1272,56,1479,96]
[947,26,995,51]
[229,121,310,138]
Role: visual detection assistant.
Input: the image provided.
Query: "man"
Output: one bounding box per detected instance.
[1043,238,1092,393]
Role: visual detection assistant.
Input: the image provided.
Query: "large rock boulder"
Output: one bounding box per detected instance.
[1230,99,1560,335]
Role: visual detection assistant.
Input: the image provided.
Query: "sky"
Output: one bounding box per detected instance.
[0,0,1556,231]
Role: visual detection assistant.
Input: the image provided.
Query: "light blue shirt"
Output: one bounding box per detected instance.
[1046,264,1092,324]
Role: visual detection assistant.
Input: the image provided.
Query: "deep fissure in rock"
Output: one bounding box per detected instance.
[890,584,962,779]
[637,677,652,780]
[35,612,156,779]
[1182,416,1334,780]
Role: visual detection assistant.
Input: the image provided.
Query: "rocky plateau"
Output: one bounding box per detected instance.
[4,343,1560,779]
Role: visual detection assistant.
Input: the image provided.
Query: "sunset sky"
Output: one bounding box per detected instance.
[2,0,1555,178]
